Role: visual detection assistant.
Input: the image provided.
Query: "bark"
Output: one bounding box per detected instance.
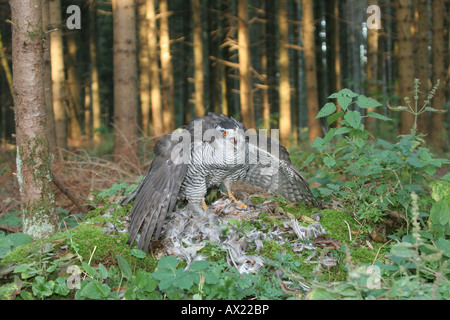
[49,0,67,149]
[137,0,151,135]
[366,0,380,133]
[159,0,175,133]
[259,0,270,129]
[238,0,255,129]
[89,0,102,144]
[66,32,82,143]
[396,0,415,134]
[41,0,57,152]
[430,0,446,148]
[279,0,291,146]
[112,0,139,161]
[147,0,163,136]
[10,0,57,238]
[89,1,102,143]
[302,0,322,143]
[192,0,205,117]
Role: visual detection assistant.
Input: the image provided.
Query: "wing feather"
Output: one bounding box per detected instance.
[245,135,319,207]
[126,133,188,250]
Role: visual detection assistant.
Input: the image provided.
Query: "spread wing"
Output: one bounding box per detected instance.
[244,135,320,207]
[125,133,189,250]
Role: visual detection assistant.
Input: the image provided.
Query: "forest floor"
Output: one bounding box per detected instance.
[0,138,448,300]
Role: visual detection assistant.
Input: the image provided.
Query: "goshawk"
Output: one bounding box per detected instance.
[125,113,319,250]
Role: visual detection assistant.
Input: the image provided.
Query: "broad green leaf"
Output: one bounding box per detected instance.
[343,110,362,129]
[157,256,178,270]
[356,96,383,109]
[116,255,132,279]
[430,199,449,226]
[323,157,336,168]
[316,102,337,119]
[367,111,392,121]
[131,248,146,259]
[327,111,345,125]
[391,244,415,258]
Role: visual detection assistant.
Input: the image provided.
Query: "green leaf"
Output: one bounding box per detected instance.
[98,264,108,280]
[82,262,98,279]
[391,243,415,258]
[304,153,316,166]
[316,102,337,119]
[424,107,447,114]
[312,137,326,152]
[334,127,351,136]
[130,249,146,259]
[323,157,336,168]
[116,255,132,279]
[343,110,362,129]
[32,276,54,299]
[78,281,111,299]
[327,111,345,125]
[430,199,449,226]
[157,256,178,270]
[435,238,450,258]
[6,233,32,247]
[54,277,70,296]
[356,96,383,109]
[366,111,392,121]
[190,260,211,272]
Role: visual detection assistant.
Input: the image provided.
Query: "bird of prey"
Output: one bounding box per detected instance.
[124,113,319,250]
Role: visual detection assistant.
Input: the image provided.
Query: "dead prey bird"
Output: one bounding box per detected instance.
[123,113,319,251]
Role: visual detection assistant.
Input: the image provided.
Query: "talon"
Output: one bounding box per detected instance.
[227,188,247,209]
[202,200,208,211]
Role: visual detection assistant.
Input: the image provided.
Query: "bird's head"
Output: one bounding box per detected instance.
[215,119,243,147]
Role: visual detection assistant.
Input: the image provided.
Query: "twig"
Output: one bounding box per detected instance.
[343,220,352,242]
[373,239,393,265]
[0,224,22,233]
[52,175,93,214]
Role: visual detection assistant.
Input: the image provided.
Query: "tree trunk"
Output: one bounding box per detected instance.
[66,32,82,144]
[49,0,67,149]
[182,0,191,123]
[10,0,57,238]
[147,0,163,136]
[159,0,175,133]
[430,0,446,148]
[416,0,430,134]
[259,0,270,130]
[137,0,151,135]
[192,0,205,117]
[238,0,255,129]
[89,1,102,143]
[302,0,322,143]
[279,0,291,146]
[112,0,138,162]
[366,0,380,133]
[41,0,57,152]
[396,0,415,135]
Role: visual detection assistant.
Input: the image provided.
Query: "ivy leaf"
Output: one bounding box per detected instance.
[344,110,362,129]
[316,102,336,119]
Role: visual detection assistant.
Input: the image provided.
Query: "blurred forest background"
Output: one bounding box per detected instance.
[0,0,449,155]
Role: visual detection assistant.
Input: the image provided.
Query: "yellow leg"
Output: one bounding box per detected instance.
[227,188,248,209]
[202,200,208,211]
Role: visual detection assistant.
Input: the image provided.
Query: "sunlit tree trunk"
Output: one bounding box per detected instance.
[279,0,291,146]
[430,0,446,148]
[238,0,255,129]
[396,0,415,134]
[159,0,175,133]
[10,0,57,238]
[49,0,67,149]
[66,33,82,144]
[137,0,151,135]
[112,0,138,161]
[147,0,163,136]
[302,0,322,143]
[89,1,102,143]
[41,0,56,151]
[192,0,205,117]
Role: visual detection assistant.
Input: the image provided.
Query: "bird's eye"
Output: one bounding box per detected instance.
[222,130,227,136]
